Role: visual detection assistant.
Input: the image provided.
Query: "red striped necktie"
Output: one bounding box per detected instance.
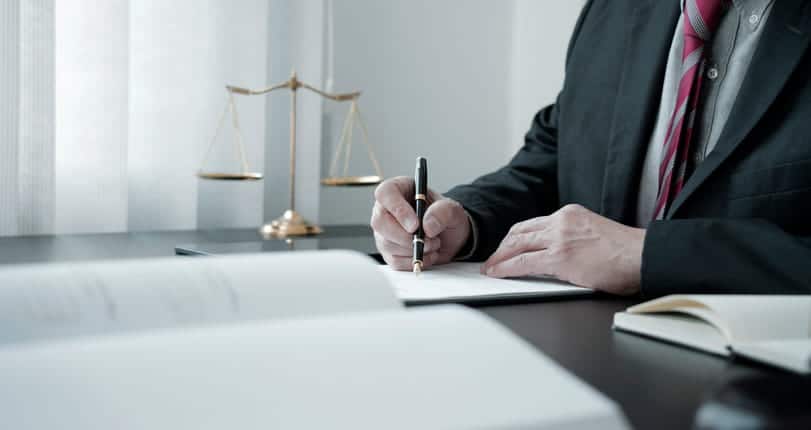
[653,0,727,220]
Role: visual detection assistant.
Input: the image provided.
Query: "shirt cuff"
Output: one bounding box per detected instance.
[454,210,479,261]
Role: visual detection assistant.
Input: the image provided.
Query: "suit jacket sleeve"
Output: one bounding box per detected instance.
[444,105,561,261]
[443,1,595,261]
[643,219,811,295]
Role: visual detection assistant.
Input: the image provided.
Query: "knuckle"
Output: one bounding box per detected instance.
[377,240,392,254]
[370,213,383,230]
[375,176,408,201]
[508,223,523,235]
[559,203,583,218]
[559,204,585,221]
[428,201,452,224]
[527,230,542,243]
[507,234,524,248]
[374,237,389,252]
[558,212,575,225]
[373,181,389,201]
[445,197,463,212]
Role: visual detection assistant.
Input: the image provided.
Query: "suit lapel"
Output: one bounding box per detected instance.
[600,1,680,223]
[667,0,811,218]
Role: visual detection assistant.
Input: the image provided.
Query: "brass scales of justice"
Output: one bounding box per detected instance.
[197,70,384,238]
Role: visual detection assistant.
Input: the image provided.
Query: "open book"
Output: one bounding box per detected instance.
[613,295,811,374]
[0,251,627,430]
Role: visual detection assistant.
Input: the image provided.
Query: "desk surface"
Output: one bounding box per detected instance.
[0,227,795,430]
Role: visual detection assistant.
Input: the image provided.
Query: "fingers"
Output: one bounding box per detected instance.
[374,177,418,233]
[374,233,440,257]
[422,199,466,238]
[370,202,412,246]
[484,250,554,279]
[383,252,439,271]
[372,176,458,270]
[483,229,553,272]
[506,216,549,235]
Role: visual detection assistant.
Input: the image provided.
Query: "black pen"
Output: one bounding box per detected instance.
[413,157,427,275]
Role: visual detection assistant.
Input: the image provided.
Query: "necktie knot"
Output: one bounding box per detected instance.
[683,0,727,41]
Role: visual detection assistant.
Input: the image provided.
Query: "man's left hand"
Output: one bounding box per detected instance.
[482,204,646,295]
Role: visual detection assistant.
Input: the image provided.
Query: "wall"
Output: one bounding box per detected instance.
[509,0,584,154]
[319,0,585,226]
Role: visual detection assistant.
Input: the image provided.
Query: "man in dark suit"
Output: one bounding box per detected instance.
[371,0,811,296]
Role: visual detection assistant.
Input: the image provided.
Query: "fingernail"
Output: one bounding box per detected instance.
[405,218,418,232]
[486,267,495,276]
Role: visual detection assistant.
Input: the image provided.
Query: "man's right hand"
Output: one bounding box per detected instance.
[371,176,471,271]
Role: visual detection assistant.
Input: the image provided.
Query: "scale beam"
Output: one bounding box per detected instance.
[199,70,384,238]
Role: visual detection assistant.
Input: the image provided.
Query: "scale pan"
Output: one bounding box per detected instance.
[321,175,383,187]
[197,172,264,181]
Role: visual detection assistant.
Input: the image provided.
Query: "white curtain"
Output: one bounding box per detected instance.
[1,0,55,236]
[1,0,278,236]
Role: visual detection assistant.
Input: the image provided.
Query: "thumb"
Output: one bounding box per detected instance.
[422,199,465,238]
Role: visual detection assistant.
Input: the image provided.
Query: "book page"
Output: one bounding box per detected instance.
[0,251,399,346]
[630,295,811,343]
[732,339,811,374]
[613,312,730,356]
[383,262,592,304]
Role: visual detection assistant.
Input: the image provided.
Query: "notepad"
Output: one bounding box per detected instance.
[383,262,592,304]
[613,295,811,374]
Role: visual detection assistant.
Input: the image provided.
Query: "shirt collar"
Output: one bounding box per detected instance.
[679,0,774,16]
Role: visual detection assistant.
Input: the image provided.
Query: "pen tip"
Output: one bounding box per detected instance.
[413,262,422,276]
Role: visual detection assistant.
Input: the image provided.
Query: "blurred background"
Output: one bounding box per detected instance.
[0,0,583,236]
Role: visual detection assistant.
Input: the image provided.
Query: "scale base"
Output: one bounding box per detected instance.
[259,210,323,238]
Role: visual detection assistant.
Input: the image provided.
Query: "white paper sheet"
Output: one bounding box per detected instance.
[382,262,592,304]
[0,251,399,346]
[733,339,811,374]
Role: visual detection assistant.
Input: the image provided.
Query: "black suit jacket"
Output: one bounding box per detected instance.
[445,0,811,296]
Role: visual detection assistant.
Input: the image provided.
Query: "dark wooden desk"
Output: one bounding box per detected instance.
[0,227,795,430]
